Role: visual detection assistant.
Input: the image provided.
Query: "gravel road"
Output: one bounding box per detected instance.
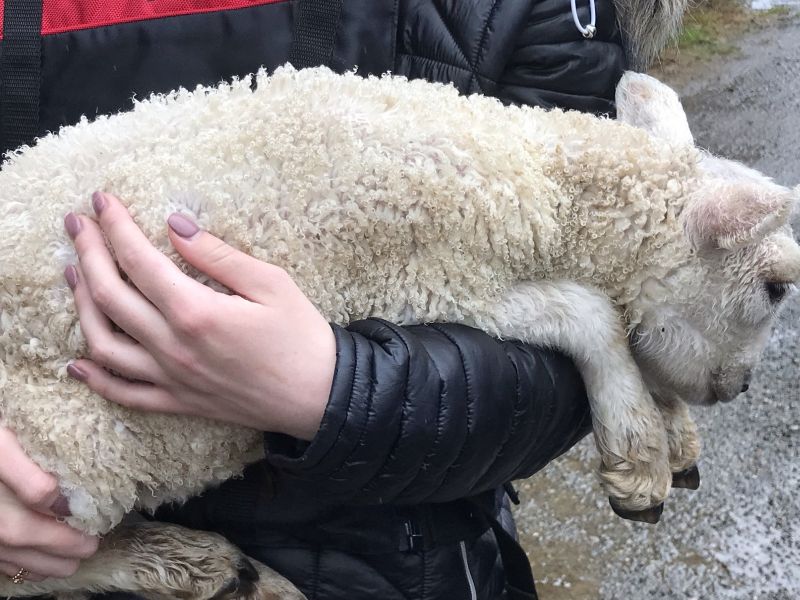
[514,19,800,600]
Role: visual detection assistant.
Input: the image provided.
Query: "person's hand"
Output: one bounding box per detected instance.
[0,427,99,580]
[63,192,335,441]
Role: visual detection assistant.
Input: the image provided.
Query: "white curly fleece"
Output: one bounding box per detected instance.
[0,67,700,533]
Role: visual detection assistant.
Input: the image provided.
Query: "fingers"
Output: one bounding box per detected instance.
[0,481,99,582]
[0,494,97,559]
[0,550,80,580]
[87,192,210,313]
[65,211,172,345]
[66,360,184,415]
[0,562,45,582]
[0,432,94,579]
[66,265,167,383]
[167,212,289,304]
[0,429,63,515]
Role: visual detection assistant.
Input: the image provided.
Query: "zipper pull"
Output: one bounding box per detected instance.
[404,520,424,551]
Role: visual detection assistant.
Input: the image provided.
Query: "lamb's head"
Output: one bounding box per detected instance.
[616,72,800,406]
[630,174,799,406]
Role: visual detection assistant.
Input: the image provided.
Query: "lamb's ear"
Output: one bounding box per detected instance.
[615,72,693,145]
[684,182,795,251]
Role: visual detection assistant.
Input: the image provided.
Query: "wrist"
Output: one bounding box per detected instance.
[275,324,336,441]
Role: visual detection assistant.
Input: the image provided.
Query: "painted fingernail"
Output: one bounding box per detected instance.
[67,363,88,382]
[168,213,200,239]
[64,213,82,239]
[64,265,78,290]
[50,494,72,517]
[92,191,107,215]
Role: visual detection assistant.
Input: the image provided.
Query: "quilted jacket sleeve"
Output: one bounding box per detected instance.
[395,0,627,118]
[493,0,627,115]
[265,319,590,505]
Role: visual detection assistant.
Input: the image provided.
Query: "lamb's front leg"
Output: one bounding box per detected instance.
[480,281,672,523]
[654,395,702,490]
[0,522,305,600]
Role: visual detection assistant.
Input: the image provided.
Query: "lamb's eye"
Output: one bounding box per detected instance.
[765,281,794,304]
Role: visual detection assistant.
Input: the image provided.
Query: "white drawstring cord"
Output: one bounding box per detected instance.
[570,0,597,38]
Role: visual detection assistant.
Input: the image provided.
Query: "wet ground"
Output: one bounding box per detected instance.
[752,0,800,11]
[514,18,800,600]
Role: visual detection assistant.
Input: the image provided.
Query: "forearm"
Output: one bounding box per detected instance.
[265,319,591,505]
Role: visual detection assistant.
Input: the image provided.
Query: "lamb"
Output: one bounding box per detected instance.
[0,66,797,599]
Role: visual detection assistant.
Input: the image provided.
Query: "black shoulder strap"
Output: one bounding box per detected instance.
[488,516,540,600]
[288,0,345,69]
[0,0,43,154]
[466,489,540,600]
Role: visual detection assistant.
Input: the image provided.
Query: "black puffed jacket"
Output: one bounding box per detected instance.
[156,322,591,599]
[0,0,626,158]
[1,0,623,598]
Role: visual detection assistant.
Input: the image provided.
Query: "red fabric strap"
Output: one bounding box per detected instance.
[1,0,287,39]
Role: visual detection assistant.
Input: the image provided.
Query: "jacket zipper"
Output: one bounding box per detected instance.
[459,540,478,600]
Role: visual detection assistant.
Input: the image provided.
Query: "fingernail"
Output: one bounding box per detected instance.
[67,363,88,382]
[168,213,200,239]
[50,494,72,517]
[64,213,82,239]
[92,191,107,215]
[64,265,78,290]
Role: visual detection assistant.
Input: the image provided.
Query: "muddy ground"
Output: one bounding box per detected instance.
[514,17,800,600]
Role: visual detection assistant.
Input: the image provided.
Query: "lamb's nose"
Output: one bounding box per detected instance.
[740,370,753,394]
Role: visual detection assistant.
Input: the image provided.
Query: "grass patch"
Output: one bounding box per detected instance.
[653,0,797,76]
[680,24,716,46]
[677,22,737,56]
[760,4,793,15]
[673,0,752,58]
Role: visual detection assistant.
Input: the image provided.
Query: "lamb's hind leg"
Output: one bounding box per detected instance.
[482,281,672,523]
[0,522,305,600]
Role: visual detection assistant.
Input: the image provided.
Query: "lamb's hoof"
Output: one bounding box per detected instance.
[609,498,664,524]
[209,559,260,599]
[671,465,700,490]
